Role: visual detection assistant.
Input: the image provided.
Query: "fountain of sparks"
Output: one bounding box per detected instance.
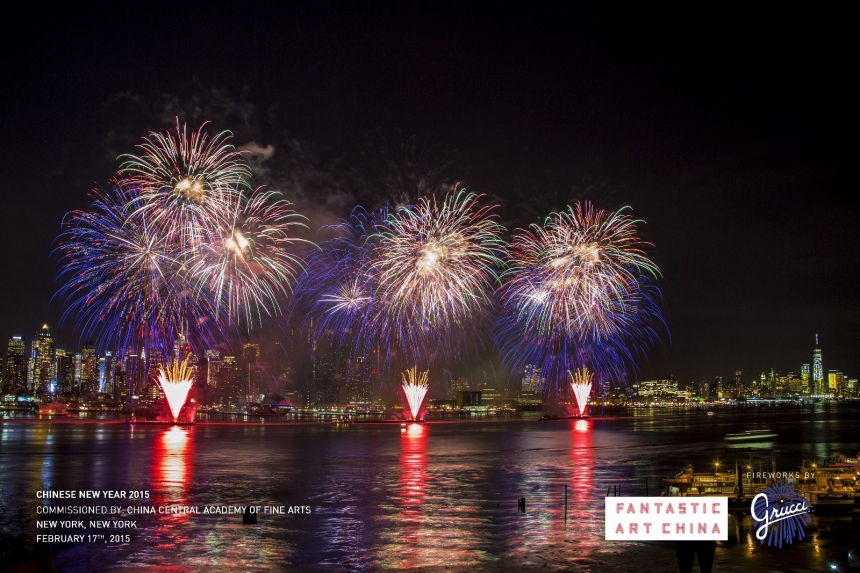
[157,357,195,423]
[401,367,429,421]
[569,368,593,417]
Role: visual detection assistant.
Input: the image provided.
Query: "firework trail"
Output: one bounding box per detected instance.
[370,189,506,366]
[569,368,593,416]
[156,356,195,422]
[496,202,665,397]
[401,367,429,420]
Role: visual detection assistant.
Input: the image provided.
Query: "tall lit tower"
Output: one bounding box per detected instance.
[812,334,823,394]
[33,325,54,395]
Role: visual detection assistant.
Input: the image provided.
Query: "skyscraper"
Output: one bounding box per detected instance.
[54,344,74,396]
[801,364,811,394]
[80,342,98,396]
[812,334,824,394]
[4,336,27,394]
[32,325,54,395]
[206,350,221,387]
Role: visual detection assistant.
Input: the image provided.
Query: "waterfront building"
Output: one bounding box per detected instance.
[206,349,221,388]
[4,336,27,394]
[812,334,824,393]
[80,342,98,396]
[54,346,75,396]
[801,364,811,394]
[827,370,844,393]
[638,379,678,400]
[32,325,54,395]
[521,364,543,393]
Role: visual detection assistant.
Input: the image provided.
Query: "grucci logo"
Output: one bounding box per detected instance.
[751,482,812,548]
[605,497,728,540]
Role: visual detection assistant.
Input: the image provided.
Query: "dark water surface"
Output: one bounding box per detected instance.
[1,403,858,571]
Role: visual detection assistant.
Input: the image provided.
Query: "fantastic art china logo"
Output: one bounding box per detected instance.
[750,482,812,548]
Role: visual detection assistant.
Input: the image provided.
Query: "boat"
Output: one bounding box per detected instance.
[724,429,777,442]
[797,454,860,514]
[661,464,739,499]
[37,403,69,417]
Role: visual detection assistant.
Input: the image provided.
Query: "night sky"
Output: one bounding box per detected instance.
[1,2,857,384]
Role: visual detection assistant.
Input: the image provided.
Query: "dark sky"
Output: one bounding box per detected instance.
[1,2,857,384]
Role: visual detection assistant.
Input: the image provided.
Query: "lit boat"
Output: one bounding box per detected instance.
[37,403,69,417]
[661,464,739,499]
[797,455,860,514]
[724,429,777,442]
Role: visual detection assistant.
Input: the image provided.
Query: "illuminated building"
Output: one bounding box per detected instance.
[4,336,27,394]
[100,351,115,395]
[812,334,823,394]
[241,342,262,399]
[54,345,75,396]
[32,325,54,395]
[3,337,26,393]
[345,356,371,404]
[520,364,542,393]
[80,342,98,396]
[206,350,221,387]
[827,370,843,393]
[800,364,810,394]
[146,346,167,400]
[638,379,678,399]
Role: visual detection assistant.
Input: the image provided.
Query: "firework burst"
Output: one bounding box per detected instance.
[496,202,665,397]
[55,181,206,351]
[371,189,506,365]
[57,123,307,353]
[189,188,308,330]
[119,120,251,250]
[401,367,429,420]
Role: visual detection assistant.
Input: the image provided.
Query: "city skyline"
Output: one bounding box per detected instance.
[2,323,855,403]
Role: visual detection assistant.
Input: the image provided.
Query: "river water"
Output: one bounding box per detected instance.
[0,403,857,571]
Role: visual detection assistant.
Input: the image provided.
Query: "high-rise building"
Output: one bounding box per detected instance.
[206,350,221,387]
[521,364,543,393]
[827,370,844,393]
[74,352,82,390]
[4,336,27,394]
[80,342,98,396]
[812,334,824,394]
[733,370,743,397]
[32,325,54,395]
[100,351,115,395]
[54,345,75,396]
[800,364,811,394]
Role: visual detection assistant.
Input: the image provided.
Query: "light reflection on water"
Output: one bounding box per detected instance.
[0,403,856,571]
